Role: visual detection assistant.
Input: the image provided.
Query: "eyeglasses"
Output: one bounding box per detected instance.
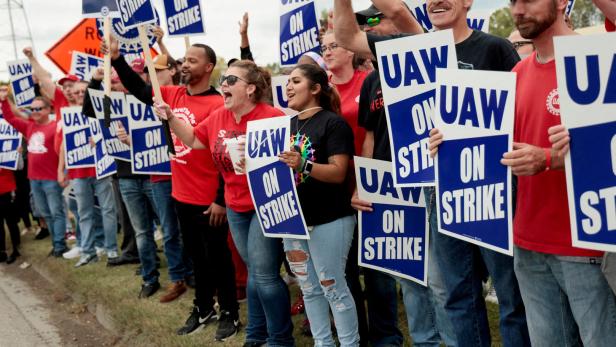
[512,40,534,50]
[30,107,47,112]
[320,43,339,54]
[219,74,248,86]
[366,16,382,27]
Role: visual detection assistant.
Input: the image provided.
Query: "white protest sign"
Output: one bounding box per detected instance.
[162,0,205,37]
[466,10,491,33]
[61,106,95,169]
[271,75,295,116]
[0,118,22,170]
[88,89,131,161]
[7,60,35,108]
[70,52,104,81]
[279,0,321,67]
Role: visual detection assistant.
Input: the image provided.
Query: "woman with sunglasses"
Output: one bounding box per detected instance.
[154,60,294,347]
[279,63,358,346]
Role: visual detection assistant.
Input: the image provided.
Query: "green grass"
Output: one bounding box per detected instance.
[18,229,501,346]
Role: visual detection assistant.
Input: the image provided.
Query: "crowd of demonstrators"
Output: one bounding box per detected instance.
[1,0,616,346]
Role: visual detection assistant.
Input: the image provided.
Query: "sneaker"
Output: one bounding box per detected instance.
[95,247,105,257]
[215,310,240,341]
[35,228,50,240]
[159,281,187,303]
[75,254,98,268]
[67,231,76,241]
[107,250,119,259]
[63,247,81,259]
[52,248,69,258]
[138,281,160,298]
[176,306,217,335]
[6,251,20,264]
[106,255,140,267]
[290,294,305,315]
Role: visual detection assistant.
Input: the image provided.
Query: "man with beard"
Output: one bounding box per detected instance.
[336,0,529,346]
[498,0,616,345]
[102,38,239,339]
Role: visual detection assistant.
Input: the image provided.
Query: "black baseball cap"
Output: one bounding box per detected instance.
[355,5,383,25]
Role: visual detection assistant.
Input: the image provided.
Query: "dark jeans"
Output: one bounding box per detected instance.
[14,168,31,228]
[364,268,404,346]
[174,200,238,314]
[112,178,139,260]
[0,192,20,252]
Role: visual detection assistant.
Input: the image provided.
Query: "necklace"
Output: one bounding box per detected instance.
[294,107,322,134]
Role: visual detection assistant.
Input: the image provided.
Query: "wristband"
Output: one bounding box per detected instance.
[544,148,551,171]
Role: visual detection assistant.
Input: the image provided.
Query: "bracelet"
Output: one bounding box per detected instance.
[544,148,551,171]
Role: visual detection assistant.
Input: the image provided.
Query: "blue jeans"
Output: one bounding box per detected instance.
[119,178,158,284]
[72,177,117,256]
[514,246,616,346]
[425,187,529,347]
[31,179,66,251]
[68,193,104,249]
[226,208,294,347]
[284,215,359,347]
[151,180,187,282]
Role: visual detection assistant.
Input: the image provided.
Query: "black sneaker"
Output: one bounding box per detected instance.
[138,281,160,298]
[6,251,20,264]
[52,248,69,258]
[35,228,50,240]
[215,310,240,341]
[176,306,217,336]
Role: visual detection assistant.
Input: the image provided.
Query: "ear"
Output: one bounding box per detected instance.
[204,62,214,74]
[246,83,257,96]
[464,0,473,11]
[310,83,322,97]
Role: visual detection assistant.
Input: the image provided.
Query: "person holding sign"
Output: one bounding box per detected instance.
[280,63,359,346]
[155,60,293,346]
[496,1,616,345]
[0,91,68,257]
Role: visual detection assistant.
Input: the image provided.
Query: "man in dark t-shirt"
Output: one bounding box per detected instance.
[335,0,529,346]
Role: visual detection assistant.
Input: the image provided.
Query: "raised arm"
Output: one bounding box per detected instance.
[333,0,373,58]
[371,0,423,34]
[239,13,254,61]
[22,47,55,101]
[593,0,616,22]
[153,26,174,60]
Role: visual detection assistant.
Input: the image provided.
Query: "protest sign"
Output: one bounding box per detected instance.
[115,0,157,30]
[271,75,295,116]
[466,10,491,33]
[279,0,321,67]
[246,116,309,239]
[89,118,117,179]
[97,10,160,56]
[566,0,576,16]
[82,0,119,18]
[0,117,22,170]
[88,89,132,161]
[375,30,457,187]
[404,1,491,33]
[354,156,428,285]
[61,107,95,169]
[70,51,104,81]
[7,60,35,108]
[555,33,616,252]
[126,95,171,175]
[433,68,515,255]
[162,0,205,37]
[404,0,433,32]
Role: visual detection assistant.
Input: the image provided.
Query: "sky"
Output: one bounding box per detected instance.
[0,0,508,81]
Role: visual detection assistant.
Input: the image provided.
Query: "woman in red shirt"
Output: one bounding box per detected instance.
[154,60,294,346]
[0,169,20,264]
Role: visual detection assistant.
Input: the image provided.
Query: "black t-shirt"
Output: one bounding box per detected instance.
[361,30,520,161]
[292,109,355,226]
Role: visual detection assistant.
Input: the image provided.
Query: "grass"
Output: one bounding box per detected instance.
[17,228,502,346]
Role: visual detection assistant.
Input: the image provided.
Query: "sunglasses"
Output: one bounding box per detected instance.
[366,16,382,27]
[30,107,47,112]
[219,74,248,86]
[512,40,533,50]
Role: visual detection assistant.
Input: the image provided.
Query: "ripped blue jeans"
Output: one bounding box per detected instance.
[283,215,359,347]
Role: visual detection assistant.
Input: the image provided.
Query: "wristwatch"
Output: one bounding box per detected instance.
[302,160,314,176]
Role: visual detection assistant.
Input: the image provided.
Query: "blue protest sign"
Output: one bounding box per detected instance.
[126,95,171,175]
[115,0,157,30]
[89,118,117,179]
[555,33,616,252]
[405,0,433,32]
[279,0,321,67]
[97,9,160,55]
[0,119,22,170]
[8,60,35,108]
[354,156,428,285]
[246,116,309,239]
[83,0,120,18]
[162,0,205,37]
[89,89,131,161]
[375,30,457,187]
[61,106,95,169]
[70,52,104,81]
[433,69,515,255]
[271,75,294,116]
[405,1,491,33]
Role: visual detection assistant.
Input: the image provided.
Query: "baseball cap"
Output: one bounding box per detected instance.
[144,54,175,73]
[131,58,145,73]
[355,5,383,25]
[58,74,80,86]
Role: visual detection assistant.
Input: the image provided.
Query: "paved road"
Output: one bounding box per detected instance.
[0,266,62,347]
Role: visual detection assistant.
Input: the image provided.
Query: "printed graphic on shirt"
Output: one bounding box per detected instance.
[171,107,197,163]
[458,61,475,70]
[213,129,245,173]
[28,131,48,154]
[290,132,315,184]
[546,89,560,116]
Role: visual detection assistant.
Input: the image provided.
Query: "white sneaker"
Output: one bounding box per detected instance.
[63,247,81,259]
[107,250,119,259]
[95,247,105,257]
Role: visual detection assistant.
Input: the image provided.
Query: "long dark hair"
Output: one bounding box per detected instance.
[292,64,341,115]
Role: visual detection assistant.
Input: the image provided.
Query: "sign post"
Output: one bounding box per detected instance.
[88,89,132,161]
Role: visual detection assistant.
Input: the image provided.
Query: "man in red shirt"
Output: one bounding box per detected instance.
[502,0,616,345]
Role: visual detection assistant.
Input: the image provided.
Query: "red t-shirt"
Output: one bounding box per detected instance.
[512,53,602,257]
[333,70,368,156]
[1,101,59,181]
[0,169,16,195]
[161,86,224,206]
[606,19,615,32]
[194,103,285,212]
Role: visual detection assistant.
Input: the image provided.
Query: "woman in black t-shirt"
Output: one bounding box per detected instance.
[278,64,359,346]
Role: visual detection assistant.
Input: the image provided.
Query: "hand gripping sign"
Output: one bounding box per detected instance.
[0,116,22,170]
[126,95,171,175]
[433,69,516,256]
[162,0,205,37]
[555,33,616,252]
[246,116,309,239]
[354,156,428,285]
[61,107,95,169]
[375,30,457,187]
[279,0,321,67]
[271,75,295,116]
[88,89,131,161]
[89,118,117,179]
[7,60,35,108]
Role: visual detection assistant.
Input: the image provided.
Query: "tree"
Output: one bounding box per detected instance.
[489,7,515,38]
[570,0,604,29]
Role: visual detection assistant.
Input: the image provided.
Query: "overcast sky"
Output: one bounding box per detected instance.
[0,0,507,81]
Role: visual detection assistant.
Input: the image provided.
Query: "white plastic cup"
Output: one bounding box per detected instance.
[225,136,246,175]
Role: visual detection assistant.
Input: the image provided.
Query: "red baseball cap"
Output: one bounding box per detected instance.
[131,58,145,73]
[58,74,80,86]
